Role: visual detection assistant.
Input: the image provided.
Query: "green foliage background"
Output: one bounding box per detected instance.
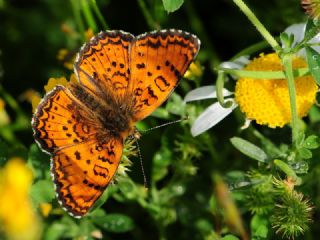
[1,0,320,239]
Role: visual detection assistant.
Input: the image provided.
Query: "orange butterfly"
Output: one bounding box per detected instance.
[32,29,200,218]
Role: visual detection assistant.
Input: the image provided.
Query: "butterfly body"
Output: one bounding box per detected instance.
[32,29,200,218]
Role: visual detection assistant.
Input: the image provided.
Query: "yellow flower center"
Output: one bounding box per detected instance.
[235,53,318,128]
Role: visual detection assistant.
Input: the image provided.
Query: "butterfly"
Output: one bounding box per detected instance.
[32,29,200,218]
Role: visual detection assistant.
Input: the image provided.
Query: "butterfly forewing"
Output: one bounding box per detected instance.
[74,31,134,100]
[128,30,200,121]
[32,85,101,153]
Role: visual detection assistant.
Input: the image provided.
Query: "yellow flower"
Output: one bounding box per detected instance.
[235,53,318,128]
[39,203,52,217]
[184,61,203,79]
[44,74,78,94]
[57,48,75,70]
[0,158,41,240]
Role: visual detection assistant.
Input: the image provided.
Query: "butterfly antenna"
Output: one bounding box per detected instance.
[140,115,189,133]
[135,139,148,189]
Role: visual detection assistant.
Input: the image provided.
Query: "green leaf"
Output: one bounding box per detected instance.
[152,147,172,182]
[162,0,184,13]
[305,18,320,42]
[92,214,134,233]
[43,222,67,240]
[309,105,320,123]
[280,32,293,49]
[221,235,239,240]
[303,135,320,149]
[292,160,309,174]
[30,179,55,206]
[28,144,50,179]
[89,188,109,214]
[274,159,297,179]
[251,214,268,239]
[305,46,320,85]
[151,107,170,119]
[230,137,268,163]
[298,148,312,159]
[166,92,185,116]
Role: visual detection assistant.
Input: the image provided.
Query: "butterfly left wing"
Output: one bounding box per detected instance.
[52,136,123,218]
[32,85,124,218]
[128,29,200,121]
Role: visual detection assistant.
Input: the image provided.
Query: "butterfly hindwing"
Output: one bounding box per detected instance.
[129,30,200,121]
[52,137,123,218]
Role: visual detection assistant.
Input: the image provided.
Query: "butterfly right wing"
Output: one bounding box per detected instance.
[128,30,200,121]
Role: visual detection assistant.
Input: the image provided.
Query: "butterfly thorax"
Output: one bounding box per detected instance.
[69,83,134,139]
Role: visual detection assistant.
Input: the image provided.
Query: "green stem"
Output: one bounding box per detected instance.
[219,67,309,79]
[232,0,281,52]
[216,71,228,107]
[137,0,160,30]
[70,0,85,39]
[231,40,271,60]
[90,0,109,30]
[282,54,299,146]
[274,159,297,180]
[81,0,98,33]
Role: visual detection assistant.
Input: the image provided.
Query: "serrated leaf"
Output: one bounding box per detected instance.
[230,137,268,163]
[92,214,134,233]
[162,0,184,13]
[305,46,320,85]
[303,135,320,149]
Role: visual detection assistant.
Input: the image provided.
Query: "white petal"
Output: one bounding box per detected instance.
[284,23,306,46]
[184,86,233,103]
[220,55,250,70]
[191,99,238,136]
